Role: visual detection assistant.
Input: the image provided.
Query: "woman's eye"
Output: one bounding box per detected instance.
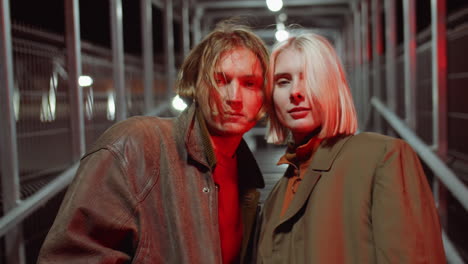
[276,79,290,86]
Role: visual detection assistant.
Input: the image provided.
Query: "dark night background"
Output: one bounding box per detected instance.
[10,0,183,57]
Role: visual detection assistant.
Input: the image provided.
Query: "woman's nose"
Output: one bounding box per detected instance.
[289,82,305,103]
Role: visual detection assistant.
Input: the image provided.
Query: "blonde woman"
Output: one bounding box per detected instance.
[256,33,445,263]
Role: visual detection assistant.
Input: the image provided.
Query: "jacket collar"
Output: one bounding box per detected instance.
[272,134,353,228]
[174,103,265,189]
[308,135,353,171]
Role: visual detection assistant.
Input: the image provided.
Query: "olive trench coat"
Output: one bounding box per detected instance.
[257,132,445,264]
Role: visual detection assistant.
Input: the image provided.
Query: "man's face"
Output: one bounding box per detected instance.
[201,47,264,137]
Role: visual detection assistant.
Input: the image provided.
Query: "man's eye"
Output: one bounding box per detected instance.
[244,81,255,87]
[215,78,226,85]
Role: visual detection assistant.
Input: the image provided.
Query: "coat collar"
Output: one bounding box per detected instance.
[272,135,353,228]
[308,135,353,171]
[174,103,265,189]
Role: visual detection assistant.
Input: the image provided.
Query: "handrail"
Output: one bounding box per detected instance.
[371,97,468,212]
[0,104,172,238]
[442,230,465,264]
[0,162,79,237]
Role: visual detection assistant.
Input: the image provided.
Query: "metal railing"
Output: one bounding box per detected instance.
[371,97,468,263]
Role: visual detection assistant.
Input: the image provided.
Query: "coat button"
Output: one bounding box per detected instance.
[202,187,210,193]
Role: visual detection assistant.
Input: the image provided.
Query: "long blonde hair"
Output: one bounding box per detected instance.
[266,33,357,144]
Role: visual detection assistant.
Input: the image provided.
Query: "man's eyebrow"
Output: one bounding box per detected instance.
[214,72,262,78]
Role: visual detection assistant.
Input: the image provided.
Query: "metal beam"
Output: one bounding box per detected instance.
[371,97,468,213]
[0,0,25,262]
[252,28,339,40]
[431,0,447,156]
[384,0,397,116]
[141,0,154,113]
[403,0,417,130]
[164,0,175,98]
[0,163,79,238]
[204,7,349,19]
[372,0,383,132]
[181,0,190,57]
[197,0,349,9]
[192,7,203,45]
[353,2,362,127]
[65,0,85,160]
[110,0,127,121]
[361,0,370,128]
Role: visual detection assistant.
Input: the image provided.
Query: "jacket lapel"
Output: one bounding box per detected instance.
[239,189,260,263]
[277,170,322,227]
[275,135,353,228]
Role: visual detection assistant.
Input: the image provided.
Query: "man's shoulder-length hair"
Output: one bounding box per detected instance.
[175,20,269,108]
[266,33,358,144]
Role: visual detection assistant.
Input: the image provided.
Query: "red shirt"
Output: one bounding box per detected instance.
[212,150,242,264]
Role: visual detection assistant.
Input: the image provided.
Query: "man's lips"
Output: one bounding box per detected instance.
[223,112,245,120]
[224,111,244,117]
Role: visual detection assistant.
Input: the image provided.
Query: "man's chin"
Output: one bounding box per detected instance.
[212,123,254,137]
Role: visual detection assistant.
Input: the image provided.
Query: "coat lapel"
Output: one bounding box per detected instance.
[275,135,353,228]
[277,170,322,227]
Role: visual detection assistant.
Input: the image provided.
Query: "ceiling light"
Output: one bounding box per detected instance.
[266,0,283,12]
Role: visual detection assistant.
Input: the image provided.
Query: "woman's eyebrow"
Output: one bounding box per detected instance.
[274,73,290,80]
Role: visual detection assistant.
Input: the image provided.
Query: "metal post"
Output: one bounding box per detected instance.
[141,0,154,113]
[65,0,85,160]
[192,7,204,45]
[0,0,25,263]
[361,0,370,129]
[384,0,397,133]
[372,0,383,132]
[431,0,447,158]
[110,0,127,121]
[353,3,362,128]
[403,0,417,130]
[431,0,448,228]
[345,15,355,96]
[181,0,190,57]
[335,30,344,62]
[164,0,175,98]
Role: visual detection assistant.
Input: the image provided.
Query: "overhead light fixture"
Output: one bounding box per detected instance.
[266,0,283,12]
[79,75,93,87]
[275,22,289,42]
[275,29,289,42]
[172,95,187,111]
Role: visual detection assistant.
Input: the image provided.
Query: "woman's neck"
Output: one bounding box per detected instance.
[292,127,322,146]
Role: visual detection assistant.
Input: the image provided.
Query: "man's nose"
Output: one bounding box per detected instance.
[225,80,243,109]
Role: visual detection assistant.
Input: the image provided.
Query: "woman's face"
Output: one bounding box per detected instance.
[273,48,322,142]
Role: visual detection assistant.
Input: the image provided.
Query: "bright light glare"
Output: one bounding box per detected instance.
[79,75,93,87]
[107,91,116,121]
[172,95,187,111]
[266,0,283,12]
[275,29,289,42]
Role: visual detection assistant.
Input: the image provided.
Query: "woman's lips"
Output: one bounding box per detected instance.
[288,107,310,119]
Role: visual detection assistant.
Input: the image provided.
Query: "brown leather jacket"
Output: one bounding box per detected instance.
[38,104,265,264]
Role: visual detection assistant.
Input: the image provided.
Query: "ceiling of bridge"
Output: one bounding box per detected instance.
[194,0,353,45]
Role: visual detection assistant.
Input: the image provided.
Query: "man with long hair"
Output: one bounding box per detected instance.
[38,21,269,264]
